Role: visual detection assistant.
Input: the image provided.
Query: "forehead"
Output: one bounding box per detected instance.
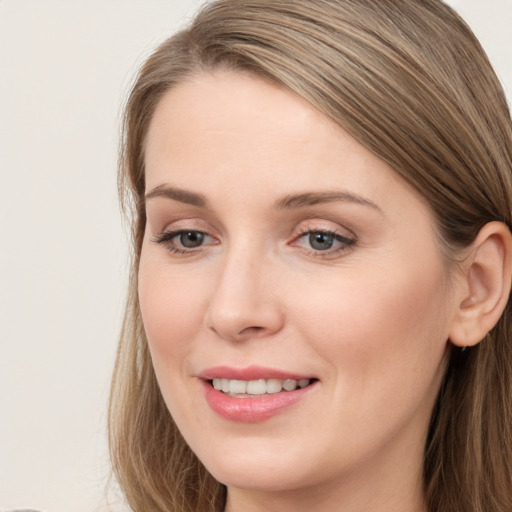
[144,70,430,222]
[144,70,341,166]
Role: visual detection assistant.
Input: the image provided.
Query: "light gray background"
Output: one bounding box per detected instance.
[1,1,511,511]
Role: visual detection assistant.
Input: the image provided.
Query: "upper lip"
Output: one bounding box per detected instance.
[198,365,315,381]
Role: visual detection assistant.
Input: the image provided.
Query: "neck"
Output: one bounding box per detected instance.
[225,472,427,512]
[223,431,429,512]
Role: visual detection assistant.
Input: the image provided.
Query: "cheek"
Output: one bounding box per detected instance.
[138,253,213,428]
[291,258,451,393]
[283,260,452,467]
[138,250,209,371]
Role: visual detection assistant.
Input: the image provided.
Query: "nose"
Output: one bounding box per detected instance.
[204,247,284,342]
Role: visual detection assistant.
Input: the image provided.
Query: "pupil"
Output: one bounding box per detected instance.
[180,231,204,248]
[309,232,334,251]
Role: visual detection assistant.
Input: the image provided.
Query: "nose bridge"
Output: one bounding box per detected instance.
[204,239,282,341]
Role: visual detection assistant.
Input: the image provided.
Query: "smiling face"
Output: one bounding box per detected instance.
[138,70,460,509]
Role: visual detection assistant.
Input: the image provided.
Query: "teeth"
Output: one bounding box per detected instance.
[246,379,267,395]
[282,379,297,391]
[230,380,247,394]
[211,378,312,396]
[266,379,283,394]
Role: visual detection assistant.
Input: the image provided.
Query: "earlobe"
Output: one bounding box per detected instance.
[449,222,512,348]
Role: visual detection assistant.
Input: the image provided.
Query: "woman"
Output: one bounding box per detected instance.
[108,1,512,511]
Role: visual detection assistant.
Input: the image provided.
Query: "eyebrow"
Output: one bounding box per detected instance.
[145,185,382,213]
[145,184,208,207]
[273,191,382,212]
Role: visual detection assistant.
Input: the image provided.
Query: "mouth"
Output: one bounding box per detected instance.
[199,367,319,422]
[209,377,316,397]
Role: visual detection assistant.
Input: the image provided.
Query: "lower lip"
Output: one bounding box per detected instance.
[201,380,317,423]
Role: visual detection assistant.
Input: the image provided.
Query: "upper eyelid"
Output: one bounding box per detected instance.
[292,219,357,239]
[150,217,214,235]
[151,217,357,242]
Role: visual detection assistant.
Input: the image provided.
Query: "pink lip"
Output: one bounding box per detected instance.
[198,366,318,423]
[198,365,312,381]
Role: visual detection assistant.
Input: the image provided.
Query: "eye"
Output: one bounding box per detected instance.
[292,228,356,256]
[152,229,215,254]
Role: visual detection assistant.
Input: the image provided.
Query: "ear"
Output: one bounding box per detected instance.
[449,221,512,348]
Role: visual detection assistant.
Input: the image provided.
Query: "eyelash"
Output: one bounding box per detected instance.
[292,228,357,257]
[152,230,215,255]
[152,227,357,257]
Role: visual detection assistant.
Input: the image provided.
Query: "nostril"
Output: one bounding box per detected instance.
[237,325,268,338]
[242,326,264,333]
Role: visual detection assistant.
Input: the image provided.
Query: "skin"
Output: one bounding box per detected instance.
[138,70,466,512]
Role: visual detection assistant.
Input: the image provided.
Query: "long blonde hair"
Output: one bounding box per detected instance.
[109,1,512,511]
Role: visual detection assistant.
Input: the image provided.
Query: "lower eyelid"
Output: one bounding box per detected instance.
[291,228,356,252]
[152,229,220,253]
[152,224,355,253]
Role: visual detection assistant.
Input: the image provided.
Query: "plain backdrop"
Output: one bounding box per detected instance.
[0,1,511,511]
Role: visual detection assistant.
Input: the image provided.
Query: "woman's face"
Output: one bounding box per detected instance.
[139,71,459,501]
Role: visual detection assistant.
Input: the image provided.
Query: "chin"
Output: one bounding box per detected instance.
[209,461,308,493]
[192,435,331,493]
